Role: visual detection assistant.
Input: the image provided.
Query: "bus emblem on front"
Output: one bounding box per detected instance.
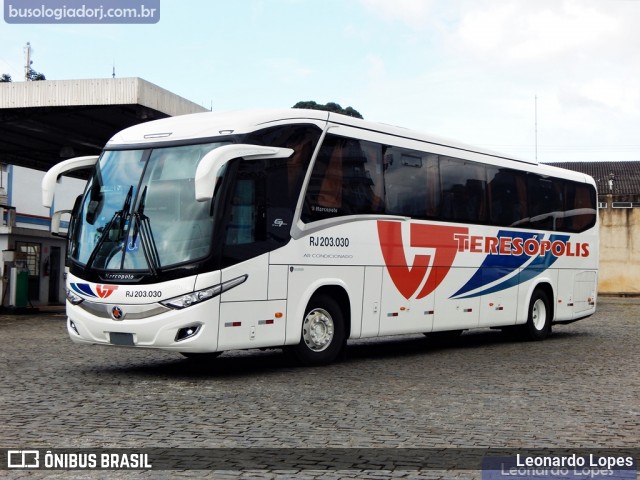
[112,306,124,320]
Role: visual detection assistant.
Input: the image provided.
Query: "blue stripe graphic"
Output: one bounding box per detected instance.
[70,283,97,298]
[452,231,538,298]
[452,233,570,299]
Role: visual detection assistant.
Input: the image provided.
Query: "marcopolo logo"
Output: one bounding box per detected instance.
[70,283,118,299]
[4,0,160,24]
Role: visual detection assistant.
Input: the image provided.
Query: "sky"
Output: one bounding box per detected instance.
[2,0,640,163]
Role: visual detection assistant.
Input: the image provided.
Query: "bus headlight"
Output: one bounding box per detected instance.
[65,287,84,305]
[162,285,222,309]
[161,274,247,309]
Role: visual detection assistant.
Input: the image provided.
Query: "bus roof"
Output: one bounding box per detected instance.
[106,109,331,146]
[105,108,595,186]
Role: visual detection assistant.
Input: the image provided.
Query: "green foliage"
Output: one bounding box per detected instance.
[27,68,46,81]
[292,100,363,119]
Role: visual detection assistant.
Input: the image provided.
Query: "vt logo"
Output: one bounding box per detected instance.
[377,221,468,300]
[70,283,118,299]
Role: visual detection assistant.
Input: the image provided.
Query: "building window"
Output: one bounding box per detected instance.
[15,242,40,276]
[15,241,41,301]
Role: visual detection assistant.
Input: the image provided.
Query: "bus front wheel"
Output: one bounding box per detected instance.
[522,289,552,341]
[291,294,346,366]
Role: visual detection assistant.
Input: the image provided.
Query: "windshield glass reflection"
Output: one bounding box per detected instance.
[71,142,228,271]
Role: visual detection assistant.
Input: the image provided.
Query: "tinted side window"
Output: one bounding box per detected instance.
[563,181,597,233]
[244,124,321,205]
[302,135,384,222]
[221,125,322,268]
[384,147,439,219]
[440,156,487,223]
[221,157,296,267]
[487,167,528,227]
[526,174,563,230]
[298,129,596,233]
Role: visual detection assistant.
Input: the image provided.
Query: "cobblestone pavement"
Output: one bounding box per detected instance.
[1,298,638,479]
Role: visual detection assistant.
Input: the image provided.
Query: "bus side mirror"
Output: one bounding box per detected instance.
[195,144,293,202]
[51,210,71,237]
[42,155,99,208]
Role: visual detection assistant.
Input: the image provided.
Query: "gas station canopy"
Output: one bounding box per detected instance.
[0,77,207,174]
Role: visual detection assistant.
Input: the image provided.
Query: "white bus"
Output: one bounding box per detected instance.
[42,109,598,365]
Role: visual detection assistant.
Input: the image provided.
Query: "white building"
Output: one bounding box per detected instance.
[0,164,85,306]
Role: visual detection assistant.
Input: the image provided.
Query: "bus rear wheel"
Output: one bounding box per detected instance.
[290,294,345,366]
[521,289,552,341]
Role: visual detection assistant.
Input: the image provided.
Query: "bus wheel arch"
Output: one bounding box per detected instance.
[290,286,350,365]
[522,284,554,341]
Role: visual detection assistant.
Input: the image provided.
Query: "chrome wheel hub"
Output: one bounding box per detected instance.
[302,308,334,352]
[532,298,547,331]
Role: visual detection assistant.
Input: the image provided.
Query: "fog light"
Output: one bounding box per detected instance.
[69,319,79,335]
[175,325,201,342]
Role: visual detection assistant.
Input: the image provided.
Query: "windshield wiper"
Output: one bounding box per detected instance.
[85,186,133,270]
[131,186,161,277]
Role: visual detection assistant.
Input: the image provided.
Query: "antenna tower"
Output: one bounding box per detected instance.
[24,42,32,81]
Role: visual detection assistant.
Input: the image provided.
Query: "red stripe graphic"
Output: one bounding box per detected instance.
[377,221,468,300]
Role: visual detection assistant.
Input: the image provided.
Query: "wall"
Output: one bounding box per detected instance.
[598,198,640,295]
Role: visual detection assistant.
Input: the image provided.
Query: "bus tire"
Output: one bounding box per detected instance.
[291,294,346,366]
[521,289,552,341]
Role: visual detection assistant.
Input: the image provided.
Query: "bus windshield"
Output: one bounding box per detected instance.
[70,142,229,271]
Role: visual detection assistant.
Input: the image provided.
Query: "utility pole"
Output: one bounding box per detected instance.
[534,95,538,162]
[24,42,32,81]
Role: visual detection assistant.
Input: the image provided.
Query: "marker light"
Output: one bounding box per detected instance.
[161,275,247,310]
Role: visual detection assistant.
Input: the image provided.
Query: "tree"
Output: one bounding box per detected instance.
[27,68,46,81]
[292,100,363,119]
[0,74,11,82]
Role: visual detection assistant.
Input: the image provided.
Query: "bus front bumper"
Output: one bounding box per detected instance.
[65,298,221,353]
